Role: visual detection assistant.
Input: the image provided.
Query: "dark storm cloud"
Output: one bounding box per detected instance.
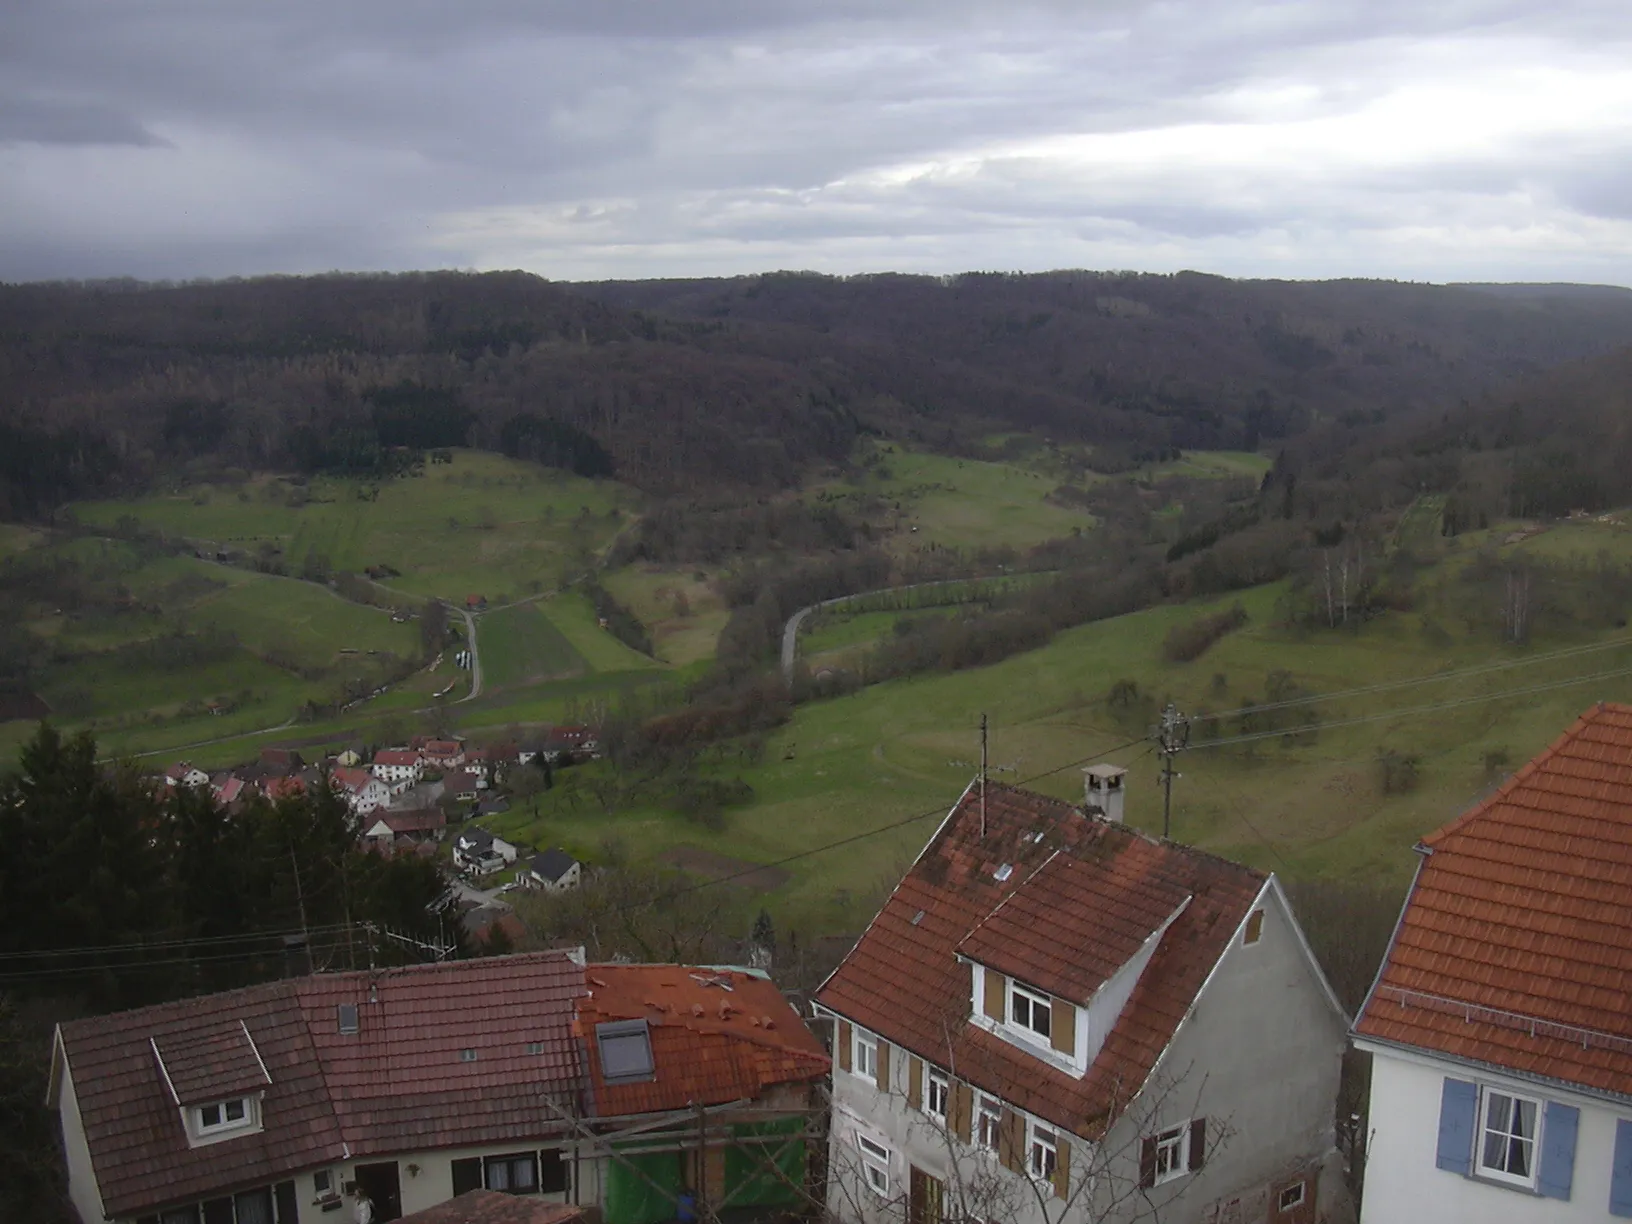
[1,1,1629,283]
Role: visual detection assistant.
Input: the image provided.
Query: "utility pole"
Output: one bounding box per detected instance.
[979,713,988,838]
[1157,703,1190,840]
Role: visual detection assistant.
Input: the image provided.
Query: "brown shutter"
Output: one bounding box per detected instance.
[907,1056,923,1109]
[1139,1136,1157,1189]
[1189,1117,1207,1171]
[1050,999,1075,1055]
[983,970,1007,1021]
[1051,1135,1070,1200]
[877,1039,891,1092]
[998,1108,1023,1173]
[951,1082,973,1143]
[837,1020,852,1073]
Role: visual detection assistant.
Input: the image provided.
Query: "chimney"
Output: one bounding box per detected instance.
[1083,764,1128,823]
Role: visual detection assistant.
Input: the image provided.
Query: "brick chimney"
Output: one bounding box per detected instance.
[1083,763,1128,823]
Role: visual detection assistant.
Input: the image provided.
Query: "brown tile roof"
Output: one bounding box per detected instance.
[372,809,446,836]
[374,750,423,767]
[1355,702,1632,1099]
[577,965,829,1117]
[815,781,1265,1140]
[55,952,586,1219]
[400,1190,584,1224]
[151,1022,271,1106]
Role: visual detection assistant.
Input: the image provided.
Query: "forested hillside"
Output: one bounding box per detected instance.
[5,270,1632,520]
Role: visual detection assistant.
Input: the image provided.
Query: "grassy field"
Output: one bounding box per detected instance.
[599,566,729,666]
[480,603,588,690]
[71,451,635,602]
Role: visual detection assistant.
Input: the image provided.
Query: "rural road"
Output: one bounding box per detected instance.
[457,608,483,703]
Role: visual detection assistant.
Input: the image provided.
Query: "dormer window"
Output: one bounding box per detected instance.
[190,1095,259,1140]
[1010,982,1052,1041]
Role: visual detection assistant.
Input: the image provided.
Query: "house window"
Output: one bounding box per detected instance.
[1278,1181,1306,1211]
[854,1030,879,1080]
[1154,1124,1189,1184]
[486,1152,541,1194]
[1010,982,1052,1040]
[313,1170,333,1196]
[925,1068,949,1123]
[1243,910,1265,945]
[1029,1123,1058,1182]
[857,1133,892,1197]
[977,1095,1003,1151]
[195,1097,254,1136]
[1477,1088,1540,1187]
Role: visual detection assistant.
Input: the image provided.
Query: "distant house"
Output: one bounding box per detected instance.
[210,774,246,809]
[362,808,447,845]
[423,739,466,770]
[1355,703,1632,1223]
[476,796,510,820]
[371,748,424,791]
[465,594,487,611]
[454,827,518,874]
[260,776,306,802]
[259,748,303,777]
[445,768,484,802]
[523,849,582,893]
[334,743,366,768]
[331,767,391,816]
[165,762,210,789]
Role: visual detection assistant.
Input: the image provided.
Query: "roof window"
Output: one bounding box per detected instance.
[459,1048,477,1062]
[596,1018,655,1083]
[337,1003,359,1035]
[993,863,1013,882]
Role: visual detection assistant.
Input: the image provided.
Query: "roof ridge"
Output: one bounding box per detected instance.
[1420,702,1607,848]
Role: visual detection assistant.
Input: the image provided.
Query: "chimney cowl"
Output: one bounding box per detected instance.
[1083,763,1129,823]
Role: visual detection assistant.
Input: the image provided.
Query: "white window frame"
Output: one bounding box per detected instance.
[1475,1086,1541,1189]
[1028,1121,1059,1182]
[976,1094,1003,1152]
[925,1068,949,1124]
[854,1030,879,1081]
[1277,1180,1306,1212]
[194,1096,255,1138]
[1009,981,1052,1042]
[1153,1123,1189,1185]
[856,1132,892,1197]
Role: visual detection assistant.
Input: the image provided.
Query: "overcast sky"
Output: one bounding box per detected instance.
[3,0,1631,284]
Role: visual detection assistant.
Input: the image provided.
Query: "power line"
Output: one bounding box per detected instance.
[1214,635,1632,721]
[1190,663,1632,752]
[0,922,360,963]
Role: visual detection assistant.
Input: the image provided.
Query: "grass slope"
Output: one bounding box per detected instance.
[480,603,588,690]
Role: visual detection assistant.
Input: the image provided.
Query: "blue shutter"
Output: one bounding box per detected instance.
[1435,1078,1477,1175]
[1611,1119,1632,1218]
[1537,1101,1578,1200]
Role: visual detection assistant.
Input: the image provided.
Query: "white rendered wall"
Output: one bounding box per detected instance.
[1361,1048,1625,1224]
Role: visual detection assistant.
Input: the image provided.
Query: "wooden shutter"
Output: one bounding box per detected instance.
[998,1108,1024,1173]
[1189,1118,1207,1172]
[1139,1136,1157,1189]
[1538,1101,1579,1201]
[1050,999,1075,1055]
[837,1020,852,1073]
[877,1040,891,1092]
[1434,1079,1476,1175]
[951,1082,973,1143]
[907,1056,923,1109]
[451,1157,483,1195]
[1051,1135,1070,1200]
[1610,1119,1632,1217]
[983,970,1007,1021]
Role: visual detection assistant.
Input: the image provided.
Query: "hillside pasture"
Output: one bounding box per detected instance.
[480,602,588,690]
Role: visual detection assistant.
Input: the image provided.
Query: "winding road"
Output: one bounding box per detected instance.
[457,608,484,703]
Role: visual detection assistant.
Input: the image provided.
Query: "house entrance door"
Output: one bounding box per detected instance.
[354,1162,403,1221]
[908,1166,944,1224]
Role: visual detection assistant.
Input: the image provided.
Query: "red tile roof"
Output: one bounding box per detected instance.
[1355,702,1632,1099]
[54,952,586,1218]
[374,750,422,767]
[816,782,1265,1140]
[262,776,306,800]
[152,1022,271,1106]
[400,1190,584,1224]
[576,965,829,1117]
[331,766,377,792]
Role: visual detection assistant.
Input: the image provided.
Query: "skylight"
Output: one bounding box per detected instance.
[596,1019,655,1083]
[994,863,1013,881]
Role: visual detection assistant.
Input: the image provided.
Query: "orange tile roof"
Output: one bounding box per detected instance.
[1355,702,1632,1098]
[816,782,1265,1140]
[576,965,829,1117]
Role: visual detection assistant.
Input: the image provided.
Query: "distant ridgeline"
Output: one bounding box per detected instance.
[3,270,1632,516]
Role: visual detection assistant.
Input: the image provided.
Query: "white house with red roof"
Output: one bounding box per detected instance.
[1354,703,1632,1223]
[371,748,424,791]
[814,771,1347,1224]
[48,955,828,1224]
[330,767,390,816]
